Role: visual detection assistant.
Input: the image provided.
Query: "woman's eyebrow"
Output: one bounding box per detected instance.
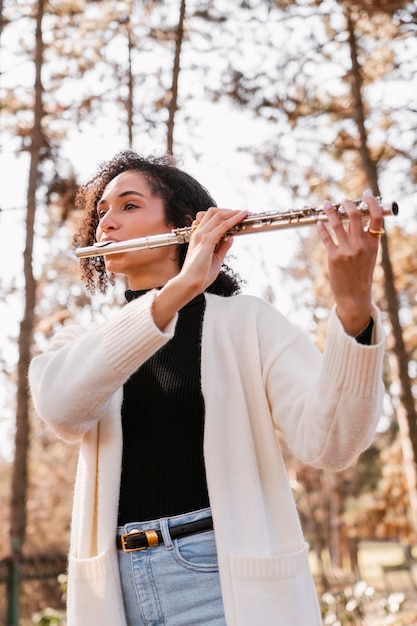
[98,190,146,207]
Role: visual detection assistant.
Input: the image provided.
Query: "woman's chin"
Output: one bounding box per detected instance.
[104,255,127,273]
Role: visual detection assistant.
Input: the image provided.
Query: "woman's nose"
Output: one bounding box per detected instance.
[99,209,120,232]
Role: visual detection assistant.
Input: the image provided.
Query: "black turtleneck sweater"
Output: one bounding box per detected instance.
[118,290,209,524]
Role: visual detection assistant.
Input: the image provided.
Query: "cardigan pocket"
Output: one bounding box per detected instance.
[67,549,127,626]
[228,542,322,626]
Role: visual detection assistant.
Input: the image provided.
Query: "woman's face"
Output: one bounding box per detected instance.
[95,170,180,289]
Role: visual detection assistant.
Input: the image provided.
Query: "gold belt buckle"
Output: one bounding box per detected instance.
[120,529,159,552]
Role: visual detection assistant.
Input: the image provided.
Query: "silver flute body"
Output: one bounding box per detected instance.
[75,198,398,259]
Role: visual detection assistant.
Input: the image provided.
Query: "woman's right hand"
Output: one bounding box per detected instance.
[152,208,247,330]
[180,207,248,294]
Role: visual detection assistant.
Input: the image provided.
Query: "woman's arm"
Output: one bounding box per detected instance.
[29,290,176,441]
[264,303,385,470]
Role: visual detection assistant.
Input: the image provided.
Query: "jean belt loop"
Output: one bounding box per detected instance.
[160,518,173,551]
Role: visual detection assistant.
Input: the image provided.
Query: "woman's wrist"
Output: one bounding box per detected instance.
[152,276,200,330]
[336,300,372,337]
[355,317,374,345]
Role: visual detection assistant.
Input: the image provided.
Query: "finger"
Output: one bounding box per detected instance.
[338,198,367,238]
[322,200,351,243]
[195,210,208,222]
[214,235,234,258]
[193,208,247,239]
[361,191,384,233]
[317,218,338,251]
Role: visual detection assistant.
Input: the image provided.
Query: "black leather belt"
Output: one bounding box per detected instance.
[117,516,213,552]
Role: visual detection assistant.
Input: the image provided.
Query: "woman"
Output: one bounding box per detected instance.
[29,150,386,626]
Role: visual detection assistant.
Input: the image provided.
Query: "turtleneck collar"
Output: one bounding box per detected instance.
[125,288,204,308]
[125,288,160,302]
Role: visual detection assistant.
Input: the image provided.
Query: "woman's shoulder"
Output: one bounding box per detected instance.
[203,292,302,351]
[204,291,288,325]
[205,291,278,311]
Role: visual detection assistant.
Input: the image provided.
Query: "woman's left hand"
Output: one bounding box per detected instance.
[317,192,384,336]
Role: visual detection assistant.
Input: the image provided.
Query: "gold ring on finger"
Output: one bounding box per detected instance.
[368,227,385,237]
[191,219,200,233]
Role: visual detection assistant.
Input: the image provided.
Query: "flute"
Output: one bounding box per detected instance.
[75,198,398,259]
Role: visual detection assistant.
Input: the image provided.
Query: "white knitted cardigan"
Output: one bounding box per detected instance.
[29,291,385,626]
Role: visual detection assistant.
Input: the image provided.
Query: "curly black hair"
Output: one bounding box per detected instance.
[73,150,242,296]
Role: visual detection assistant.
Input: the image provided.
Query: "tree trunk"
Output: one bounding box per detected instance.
[167,0,186,154]
[8,0,44,622]
[328,472,343,570]
[0,0,4,37]
[346,10,417,531]
[127,19,134,149]
[388,352,417,529]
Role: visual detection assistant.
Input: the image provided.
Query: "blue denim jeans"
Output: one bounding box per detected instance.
[117,507,226,625]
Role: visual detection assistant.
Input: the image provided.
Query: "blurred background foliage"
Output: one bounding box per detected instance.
[0,0,416,623]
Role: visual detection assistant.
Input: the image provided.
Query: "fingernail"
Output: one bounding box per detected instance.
[323,200,332,210]
[363,189,373,197]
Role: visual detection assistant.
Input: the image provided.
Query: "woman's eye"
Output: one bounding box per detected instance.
[97,201,139,219]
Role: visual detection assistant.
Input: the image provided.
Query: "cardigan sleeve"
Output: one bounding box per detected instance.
[29,290,177,442]
[262,303,385,470]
